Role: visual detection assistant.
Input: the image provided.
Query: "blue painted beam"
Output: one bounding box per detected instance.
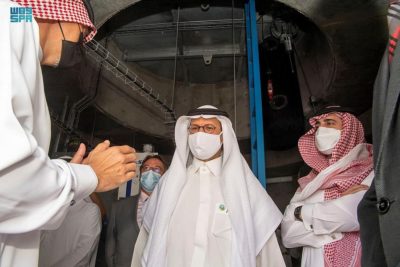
[245,0,267,188]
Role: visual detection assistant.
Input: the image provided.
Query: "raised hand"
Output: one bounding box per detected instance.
[70,143,86,164]
[84,140,137,192]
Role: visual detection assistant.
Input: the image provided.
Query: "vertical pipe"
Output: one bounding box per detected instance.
[232,0,237,132]
[245,6,257,174]
[245,0,266,187]
[171,6,180,110]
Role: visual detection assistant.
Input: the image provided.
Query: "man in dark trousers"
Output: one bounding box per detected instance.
[358,1,400,266]
[106,155,167,267]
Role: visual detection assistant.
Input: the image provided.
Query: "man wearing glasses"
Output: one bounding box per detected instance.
[106,155,168,267]
[132,105,284,267]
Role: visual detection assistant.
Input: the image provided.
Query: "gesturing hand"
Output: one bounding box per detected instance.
[84,140,137,192]
[70,143,86,164]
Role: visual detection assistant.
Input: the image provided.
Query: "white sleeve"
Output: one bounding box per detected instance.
[0,147,98,234]
[256,232,286,267]
[281,173,373,248]
[55,203,101,267]
[0,2,98,234]
[39,201,102,267]
[281,203,337,249]
[301,190,368,235]
[301,173,373,235]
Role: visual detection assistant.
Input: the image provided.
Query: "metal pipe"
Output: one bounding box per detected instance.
[232,0,237,132]
[245,0,267,188]
[124,53,245,62]
[171,6,180,110]
[114,19,246,34]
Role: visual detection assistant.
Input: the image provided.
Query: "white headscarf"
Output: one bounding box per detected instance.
[141,105,282,267]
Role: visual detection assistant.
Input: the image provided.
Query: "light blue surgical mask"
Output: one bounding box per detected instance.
[140,170,161,192]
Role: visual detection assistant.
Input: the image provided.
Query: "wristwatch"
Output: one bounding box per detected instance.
[294,205,303,221]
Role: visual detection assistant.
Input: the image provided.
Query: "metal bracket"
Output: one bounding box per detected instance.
[203,53,213,65]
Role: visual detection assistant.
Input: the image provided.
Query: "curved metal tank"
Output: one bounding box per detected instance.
[89,0,388,144]
[90,0,251,139]
[274,0,388,116]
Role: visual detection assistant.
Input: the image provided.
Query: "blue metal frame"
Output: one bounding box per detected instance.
[245,0,267,187]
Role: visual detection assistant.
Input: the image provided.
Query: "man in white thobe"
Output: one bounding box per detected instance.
[39,197,102,267]
[132,105,285,267]
[0,1,137,266]
[281,106,374,267]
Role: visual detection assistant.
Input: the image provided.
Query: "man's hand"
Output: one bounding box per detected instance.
[342,184,369,196]
[84,140,137,192]
[70,143,86,164]
[70,141,137,192]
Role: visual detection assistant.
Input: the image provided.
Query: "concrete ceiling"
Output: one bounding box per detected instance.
[106,1,246,84]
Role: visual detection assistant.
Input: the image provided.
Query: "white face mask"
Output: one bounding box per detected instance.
[315,127,341,155]
[188,132,223,160]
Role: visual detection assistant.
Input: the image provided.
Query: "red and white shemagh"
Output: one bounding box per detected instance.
[13,0,97,42]
[298,112,373,267]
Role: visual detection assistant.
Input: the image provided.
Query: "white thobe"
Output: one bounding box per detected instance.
[39,198,102,267]
[167,157,231,267]
[131,157,285,267]
[0,2,98,266]
[282,172,374,267]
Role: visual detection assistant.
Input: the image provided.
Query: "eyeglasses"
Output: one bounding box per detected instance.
[188,124,219,134]
[142,165,163,174]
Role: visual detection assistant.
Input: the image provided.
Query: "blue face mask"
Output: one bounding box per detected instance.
[140,170,161,193]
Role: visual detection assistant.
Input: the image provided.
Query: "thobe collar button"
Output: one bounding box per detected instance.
[200,166,208,172]
[70,200,76,206]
